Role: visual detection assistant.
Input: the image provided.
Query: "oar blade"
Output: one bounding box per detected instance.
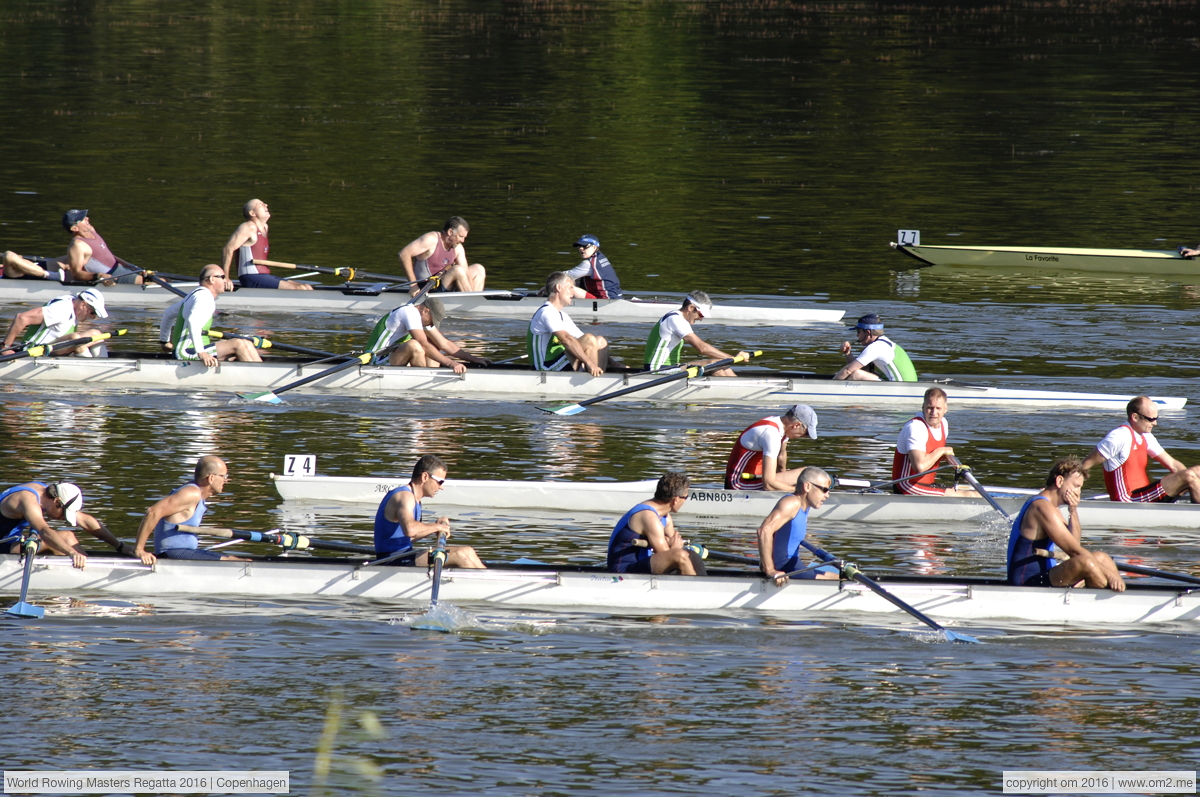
[942,629,981,644]
[539,403,586,416]
[4,601,45,619]
[235,390,283,404]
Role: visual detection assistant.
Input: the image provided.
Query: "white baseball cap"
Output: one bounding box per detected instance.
[52,482,83,526]
[78,288,109,318]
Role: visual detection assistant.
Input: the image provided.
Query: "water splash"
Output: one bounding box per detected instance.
[394,603,481,632]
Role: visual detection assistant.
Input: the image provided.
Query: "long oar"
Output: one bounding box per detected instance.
[122,264,189,299]
[834,465,952,493]
[681,542,760,567]
[181,525,375,555]
[1116,562,1200,587]
[0,329,127,363]
[428,533,448,608]
[540,351,762,416]
[4,537,45,619]
[800,540,980,644]
[946,455,1012,521]
[254,258,412,285]
[209,330,343,359]
[237,349,377,404]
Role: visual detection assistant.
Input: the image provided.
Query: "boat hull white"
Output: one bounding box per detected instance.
[893,242,1197,274]
[2,556,1196,625]
[271,475,1200,529]
[0,355,1184,409]
[0,282,844,325]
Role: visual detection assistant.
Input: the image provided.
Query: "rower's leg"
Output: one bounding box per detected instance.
[577,333,609,370]
[650,548,699,576]
[387,340,425,367]
[2,251,48,279]
[278,279,315,290]
[447,545,486,569]
[1159,466,1200,503]
[843,369,881,381]
[466,263,486,291]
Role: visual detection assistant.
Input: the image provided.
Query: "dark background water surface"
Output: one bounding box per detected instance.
[3,2,1200,795]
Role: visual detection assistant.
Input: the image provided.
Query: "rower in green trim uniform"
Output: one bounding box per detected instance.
[365,298,489,372]
[643,291,748,377]
[833,313,918,382]
[170,264,261,367]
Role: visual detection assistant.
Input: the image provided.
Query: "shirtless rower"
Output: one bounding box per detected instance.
[527,271,609,376]
[725,405,818,491]
[220,199,313,290]
[1,287,109,357]
[565,234,622,299]
[833,313,918,381]
[170,264,262,366]
[374,455,486,569]
[365,297,489,373]
[133,456,249,564]
[757,466,840,586]
[892,387,978,497]
[643,291,748,377]
[2,209,142,284]
[1007,457,1124,591]
[398,216,486,293]
[606,471,704,576]
[1081,395,1200,503]
[0,481,126,570]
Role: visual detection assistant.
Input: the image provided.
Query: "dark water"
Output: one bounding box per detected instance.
[3,2,1200,795]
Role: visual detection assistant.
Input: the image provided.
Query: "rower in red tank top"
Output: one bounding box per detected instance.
[891,388,978,498]
[1082,396,1200,503]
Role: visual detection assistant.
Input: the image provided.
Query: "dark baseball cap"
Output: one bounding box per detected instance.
[573,234,600,248]
[62,209,88,229]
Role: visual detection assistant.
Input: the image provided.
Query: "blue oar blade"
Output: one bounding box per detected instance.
[541,403,585,416]
[5,601,45,619]
[943,629,981,644]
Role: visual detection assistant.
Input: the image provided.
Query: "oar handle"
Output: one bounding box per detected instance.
[1,329,126,362]
[1118,562,1200,586]
[209,330,343,359]
[560,351,764,411]
[180,525,375,555]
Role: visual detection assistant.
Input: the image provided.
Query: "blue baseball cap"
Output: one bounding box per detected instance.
[62,208,88,230]
[573,234,600,248]
[854,313,884,331]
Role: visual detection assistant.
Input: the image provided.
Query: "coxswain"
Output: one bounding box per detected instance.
[1081,395,1200,503]
[398,216,486,293]
[1,287,109,357]
[220,199,313,290]
[133,456,248,563]
[833,313,918,381]
[565,234,622,299]
[756,466,840,586]
[170,264,262,366]
[527,271,609,376]
[725,405,818,491]
[606,471,704,575]
[892,388,978,497]
[374,455,486,568]
[365,297,489,373]
[1007,457,1124,590]
[2,209,143,284]
[1,481,126,569]
[643,291,747,376]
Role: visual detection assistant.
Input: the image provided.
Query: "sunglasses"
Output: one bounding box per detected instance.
[431,477,446,486]
[1137,412,1159,423]
[808,483,832,494]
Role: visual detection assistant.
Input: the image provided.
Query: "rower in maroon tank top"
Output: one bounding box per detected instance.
[2,208,142,284]
[219,199,313,290]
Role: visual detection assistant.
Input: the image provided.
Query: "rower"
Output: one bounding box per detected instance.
[606,471,704,576]
[1,481,126,570]
[527,271,609,376]
[1081,395,1200,503]
[133,456,249,563]
[892,387,978,497]
[170,264,262,366]
[725,405,818,491]
[643,291,748,377]
[220,199,313,290]
[374,455,485,569]
[756,466,840,586]
[565,234,622,299]
[365,297,489,372]
[1007,457,1124,590]
[398,216,486,293]
[1,287,109,357]
[2,209,143,284]
[833,313,918,381]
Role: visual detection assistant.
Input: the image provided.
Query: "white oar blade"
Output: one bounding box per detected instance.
[540,403,585,416]
[235,391,283,404]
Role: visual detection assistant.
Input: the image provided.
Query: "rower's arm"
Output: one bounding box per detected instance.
[832,359,865,381]
[756,497,798,579]
[220,222,253,275]
[1033,499,1087,556]
[630,510,674,553]
[761,454,788,492]
[17,494,86,561]
[1080,448,1106,472]
[75,511,123,552]
[389,491,449,542]
[397,234,434,283]
[64,238,96,282]
[410,327,464,372]
[425,327,489,365]
[3,307,44,350]
[905,446,953,475]
[134,489,200,564]
[682,332,730,361]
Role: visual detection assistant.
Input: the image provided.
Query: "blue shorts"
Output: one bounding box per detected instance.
[612,557,653,574]
[777,556,837,579]
[376,549,419,566]
[158,548,225,561]
[240,273,284,289]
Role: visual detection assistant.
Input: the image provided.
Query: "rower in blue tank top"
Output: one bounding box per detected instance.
[373,454,486,569]
[606,472,704,576]
[0,480,123,568]
[1005,457,1125,591]
[133,456,249,564]
[756,467,840,585]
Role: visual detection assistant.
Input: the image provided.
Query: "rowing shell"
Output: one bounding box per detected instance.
[2,555,1196,625]
[271,475,1200,530]
[0,281,844,326]
[0,355,1185,409]
[892,242,1197,274]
